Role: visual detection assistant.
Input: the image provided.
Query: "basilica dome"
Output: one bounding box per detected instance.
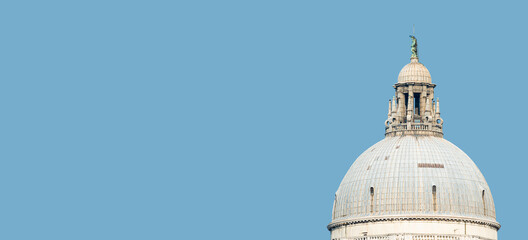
[331,136,498,227]
[328,36,499,240]
[397,58,432,83]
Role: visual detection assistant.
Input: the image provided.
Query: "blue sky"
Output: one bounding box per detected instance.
[0,1,526,239]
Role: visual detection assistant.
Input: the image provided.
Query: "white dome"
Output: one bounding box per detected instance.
[331,136,498,226]
[397,58,432,83]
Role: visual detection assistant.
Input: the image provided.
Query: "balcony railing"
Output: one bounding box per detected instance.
[385,122,443,136]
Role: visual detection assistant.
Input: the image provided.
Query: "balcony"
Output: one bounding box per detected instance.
[385,122,443,137]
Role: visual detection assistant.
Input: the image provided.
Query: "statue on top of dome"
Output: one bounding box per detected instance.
[409,35,418,58]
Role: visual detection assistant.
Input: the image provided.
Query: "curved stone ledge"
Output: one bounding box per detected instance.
[327,215,501,231]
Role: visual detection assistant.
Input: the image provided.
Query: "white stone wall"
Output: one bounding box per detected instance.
[330,220,497,240]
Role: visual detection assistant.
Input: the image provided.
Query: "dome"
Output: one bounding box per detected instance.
[331,135,498,226]
[397,58,431,83]
[328,36,500,240]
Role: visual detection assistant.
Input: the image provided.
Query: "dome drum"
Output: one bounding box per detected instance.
[329,219,499,240]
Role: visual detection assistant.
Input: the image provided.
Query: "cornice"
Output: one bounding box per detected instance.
[393,82,436,88]
[327,215,501,231]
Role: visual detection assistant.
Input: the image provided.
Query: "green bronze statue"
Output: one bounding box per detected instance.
[409,35,418,58]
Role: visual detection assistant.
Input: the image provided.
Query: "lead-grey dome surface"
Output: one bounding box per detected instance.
[332,135,497,224]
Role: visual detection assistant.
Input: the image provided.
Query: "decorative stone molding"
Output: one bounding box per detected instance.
[385,122,443,137]
[331,233,494,240]
[327,215,501,231]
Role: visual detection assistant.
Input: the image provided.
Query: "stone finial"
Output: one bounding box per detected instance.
[435,98,441,114]
[432,99,436,116]
[388,100,392,118]
[392,96,397,115]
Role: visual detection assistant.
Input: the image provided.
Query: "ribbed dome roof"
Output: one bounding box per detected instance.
[397,58,431,83]
[332,136,497,225]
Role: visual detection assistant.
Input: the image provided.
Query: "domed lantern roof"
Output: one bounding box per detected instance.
[397,58,432,83]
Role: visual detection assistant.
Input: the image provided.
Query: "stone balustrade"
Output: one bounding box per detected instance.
[385,123,443,137]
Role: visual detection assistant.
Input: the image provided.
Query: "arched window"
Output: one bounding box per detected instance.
[370,187,374,213]
[432,185,437,212]
[482,190,486,215]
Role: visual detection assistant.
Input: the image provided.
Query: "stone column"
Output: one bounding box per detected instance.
[420,88,427,119]
[397,90,405,123]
